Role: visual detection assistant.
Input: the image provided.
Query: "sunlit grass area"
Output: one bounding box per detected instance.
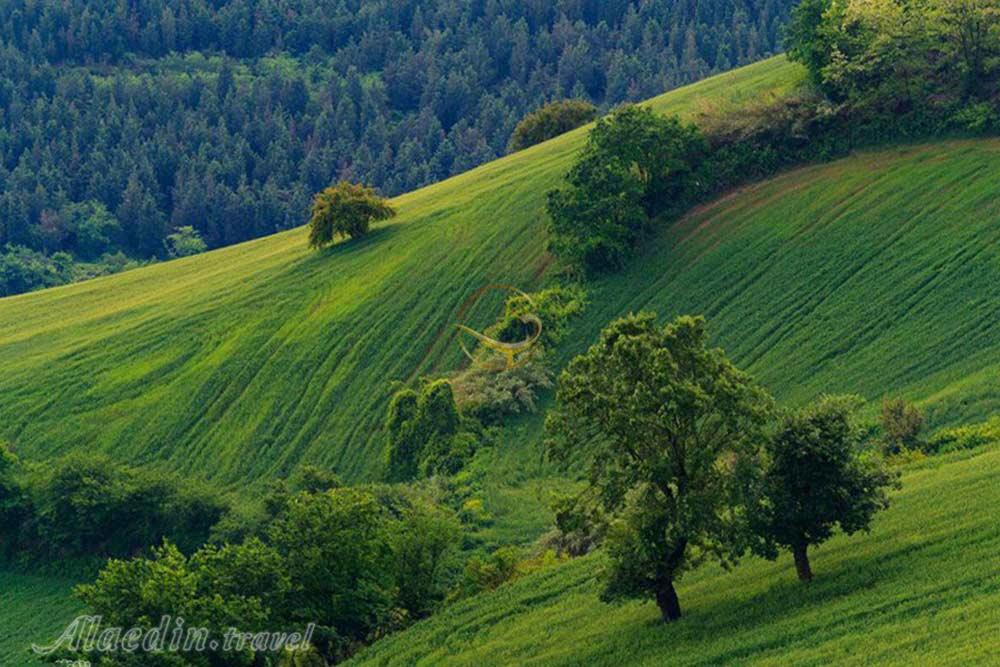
[0,57,803,486]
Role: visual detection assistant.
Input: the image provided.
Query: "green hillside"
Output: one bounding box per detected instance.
[0,57,802,485]
[3,50,1000,666]
[4,53,999,489]
[349,444,1000,666]
[571,140,1000,426]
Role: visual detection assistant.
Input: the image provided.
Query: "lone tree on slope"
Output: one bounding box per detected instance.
[308,181,397,248]
[750,395,899,581]
[546,313,771,622]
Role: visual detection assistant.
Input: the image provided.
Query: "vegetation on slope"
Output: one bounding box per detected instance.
[567,139,1000,428]
[0,0,796,295]
[349,443,1000,666]
[2,53,999,664]
[0,57,803,487]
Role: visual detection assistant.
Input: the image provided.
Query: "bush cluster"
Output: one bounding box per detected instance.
[547,106,708,274]
[0,448,227,561]
[451,286,586,423]
[508,100,598,152]
[384,380,483,482]
[72,486,463,666]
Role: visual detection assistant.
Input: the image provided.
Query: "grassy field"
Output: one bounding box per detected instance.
[0,56,803,486]
[3,54,999,490]
[575,140,1000,426]
[0,570,83,666]
[350,443,1000,666]
[3,52,1000,664]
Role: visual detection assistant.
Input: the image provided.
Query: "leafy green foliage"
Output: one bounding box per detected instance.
[456,546,522,598]
[308,182,397,247]
[451,362,553,425]
[0,443,27,556]
[509,100,598,152]
[547,313,772,621]
[73,486,462,665]
[3,454,227,560]
[748,396,899,581]
[488,286,588,351]
[392,502,462,620]
[785,0,1000,104]
[0,246,74,297]
[880,397,926,454]
[267,489,397,656]
[926,416,1000,454]
[452,285,585,423]
[384,380,479,482]
[59,201,122,260]
[166,226,208,258]
[546,107,707,273]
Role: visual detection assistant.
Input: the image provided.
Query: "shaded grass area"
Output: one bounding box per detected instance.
[350,444,1000,666]
[0,571,82,666]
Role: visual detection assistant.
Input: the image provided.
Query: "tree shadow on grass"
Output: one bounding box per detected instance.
[577,530,975,666]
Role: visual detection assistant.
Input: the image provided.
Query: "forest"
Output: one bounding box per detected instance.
[0,0,793,296]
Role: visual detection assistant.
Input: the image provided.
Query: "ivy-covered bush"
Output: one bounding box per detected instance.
[384,380,482,482]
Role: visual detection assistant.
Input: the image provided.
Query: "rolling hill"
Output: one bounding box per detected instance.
[3,53,1000,665]
[0,57,803,485]
[4,55,999,490]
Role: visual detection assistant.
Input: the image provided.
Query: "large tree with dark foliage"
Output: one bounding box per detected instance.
[0,0,796,296]
[546,313,772,621]
[547,106,707,274]
[749,395,898,581]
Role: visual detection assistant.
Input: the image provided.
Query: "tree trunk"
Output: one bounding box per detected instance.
[655,579,682,622]
[793,543,813,582]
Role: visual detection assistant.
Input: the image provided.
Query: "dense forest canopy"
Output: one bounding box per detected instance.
[0,0,794,296]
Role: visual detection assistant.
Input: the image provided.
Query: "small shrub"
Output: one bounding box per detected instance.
[384,380,480,482]
[508,99,598,152]
[458,546,521,596]
[487,285,587,350]
[165,225,208,257]
[880,397,925,454]
[951,102,1000,134]
[452,286,585,423]
[308,181,397,247]
[452,360,552,424]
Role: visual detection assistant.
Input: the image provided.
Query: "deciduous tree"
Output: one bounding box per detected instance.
[749,395,899,581]
[546,313,771,621]
[307,182,397,247]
